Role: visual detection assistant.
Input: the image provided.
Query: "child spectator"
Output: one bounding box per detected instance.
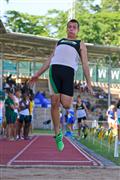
[5,89,17,140]
[19,92,30,140]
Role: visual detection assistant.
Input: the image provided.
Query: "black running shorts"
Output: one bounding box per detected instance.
[78,116,87,123]
[49,64,74,97]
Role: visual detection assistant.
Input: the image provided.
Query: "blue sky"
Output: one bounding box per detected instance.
[1,0,74,16]
[1,0,100,17]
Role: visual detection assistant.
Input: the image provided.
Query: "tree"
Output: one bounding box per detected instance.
[76,12,120,45]
[5,10,50,36]
[101,0,120,11]
[44,9,68,38]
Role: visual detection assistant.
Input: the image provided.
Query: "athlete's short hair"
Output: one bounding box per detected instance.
[67,19,80,29]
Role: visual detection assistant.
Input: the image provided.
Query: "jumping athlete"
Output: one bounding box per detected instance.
[29,19,93,151]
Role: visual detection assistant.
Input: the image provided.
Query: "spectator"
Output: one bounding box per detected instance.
[75,95,89,139]
[19,92,30,140]
[116,99,120,144]
[106,105,116,130]
[64,108,75,136]
[98,111,104,127]
[29,94,34,135]
[5,89,17,141]
[14,88,21,140]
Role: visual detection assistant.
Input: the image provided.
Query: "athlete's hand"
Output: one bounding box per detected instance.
[29,74,39,87]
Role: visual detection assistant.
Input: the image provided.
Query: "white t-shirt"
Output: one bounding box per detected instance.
[14,95,20,114]
[19,100,29,116]
[76,103,87,118]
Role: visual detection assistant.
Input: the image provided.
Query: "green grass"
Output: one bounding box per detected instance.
[77,136,120,166]
[32,128,54,135]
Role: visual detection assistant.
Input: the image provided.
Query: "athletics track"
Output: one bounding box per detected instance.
[0,135,102,167]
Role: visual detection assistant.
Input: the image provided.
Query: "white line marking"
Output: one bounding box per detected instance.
[66,137,102,166]
[7,136,38,165]
[7,136,101,166]
[66,137,93,161]
[14,160,91,163]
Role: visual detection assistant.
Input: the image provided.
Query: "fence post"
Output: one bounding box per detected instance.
[114,135,119,157]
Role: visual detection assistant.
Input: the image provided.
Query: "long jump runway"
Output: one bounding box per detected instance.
[0,135,102,167]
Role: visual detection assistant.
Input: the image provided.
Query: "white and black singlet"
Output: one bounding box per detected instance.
[76,103,87,123]
[49,38,81,96]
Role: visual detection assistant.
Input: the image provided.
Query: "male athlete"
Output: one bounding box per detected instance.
[29,19,93,151]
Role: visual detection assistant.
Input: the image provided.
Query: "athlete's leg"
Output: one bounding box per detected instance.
[60,94,74,136]
[51,94,60,136]
[51,94,73,134]
[82,120,89,139]
[60,94,73,109]
[78,121,82,137]
[51,94,65,151]
[83,119,88,129]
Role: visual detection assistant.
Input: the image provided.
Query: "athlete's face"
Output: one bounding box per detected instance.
[67,22,79,39]
[77,97,81,103]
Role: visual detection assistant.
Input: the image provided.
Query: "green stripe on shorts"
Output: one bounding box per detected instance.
[49,65,58,94]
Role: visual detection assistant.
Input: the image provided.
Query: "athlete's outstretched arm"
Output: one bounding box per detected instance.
[80,42,93,94]
[29,44,56,86]
[29,54,53,85]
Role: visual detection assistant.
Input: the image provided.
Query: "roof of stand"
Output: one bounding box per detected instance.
[0,20,120,63]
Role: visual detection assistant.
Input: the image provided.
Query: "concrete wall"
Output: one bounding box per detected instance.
[32,106,53,129]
